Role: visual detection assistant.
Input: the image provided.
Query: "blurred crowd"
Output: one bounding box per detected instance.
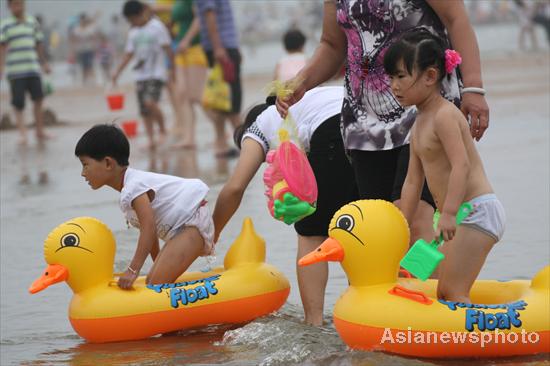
[19,0,549,88]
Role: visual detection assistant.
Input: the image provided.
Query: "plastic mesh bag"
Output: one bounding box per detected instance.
[262,81,318,225]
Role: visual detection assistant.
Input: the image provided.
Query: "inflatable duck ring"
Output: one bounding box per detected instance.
[300,200,549,358]
[29,217,290,343]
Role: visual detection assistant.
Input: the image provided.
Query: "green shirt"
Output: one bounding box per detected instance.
[0,15,43,80]
[171,0,200,46]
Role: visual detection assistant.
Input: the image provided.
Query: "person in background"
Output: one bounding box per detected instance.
[170,0,208,149]
[108,15,128,66]
[0,0,51,145]
[274,28,307,82]
[514,0,539,51]
[112,0,174,150]
[72,12,99,85]
[151,0,182,144]
[196,0,242,158]
[35,15,51,62]
[533,2,550,46]
[97,32,114,84]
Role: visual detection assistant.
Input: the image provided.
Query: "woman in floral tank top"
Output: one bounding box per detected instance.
[277,0,489,248]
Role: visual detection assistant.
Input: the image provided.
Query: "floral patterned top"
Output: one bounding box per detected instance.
[336,0,462,151]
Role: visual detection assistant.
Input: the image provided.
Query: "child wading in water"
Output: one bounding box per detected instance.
[112,0,174,150]
[75,124,214,289]
[383,30,505,303]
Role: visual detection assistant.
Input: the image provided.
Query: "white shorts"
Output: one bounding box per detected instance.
[170,203,215,256]
[461,193,506,242]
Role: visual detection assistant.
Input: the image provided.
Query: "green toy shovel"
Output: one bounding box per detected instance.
[400,202,473,281]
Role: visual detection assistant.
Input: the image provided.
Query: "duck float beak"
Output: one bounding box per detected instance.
[29,264,69,294]
[298,237,344,266]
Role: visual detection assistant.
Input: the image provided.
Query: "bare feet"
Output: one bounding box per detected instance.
[157,132,167,146]
[36,130,54,141]
[172,127,184,139]
[18,134,28,146]
[140,142,156,152]
[38,171,49,185]
[19,174,30,185]
[172,140,196,150]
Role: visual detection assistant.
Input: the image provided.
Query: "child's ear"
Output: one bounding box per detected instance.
[104,157,116,170]
[424,67,439,85]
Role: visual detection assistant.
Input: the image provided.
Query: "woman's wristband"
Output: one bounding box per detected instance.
[127,266,139,275]
[461,87,486,96]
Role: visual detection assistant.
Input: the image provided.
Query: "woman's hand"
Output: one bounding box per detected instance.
[435,212,457,242]
[460,93,489,141]
[177,39,190,54]
[275,78,307,118]
[117,268,139,290]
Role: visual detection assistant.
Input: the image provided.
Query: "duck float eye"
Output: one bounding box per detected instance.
[336,214,354,232]
[61,233,80,247]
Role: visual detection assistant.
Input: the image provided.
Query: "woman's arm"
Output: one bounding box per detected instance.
[118,192,158,289]
[428,0,490,141]
[276,0,346,117]
[212,139,265,242]
[434,110,470,242]
[177,10,201,52]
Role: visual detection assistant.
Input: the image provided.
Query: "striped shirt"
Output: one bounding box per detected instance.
[0,15,43,80]
[196,0,239,51]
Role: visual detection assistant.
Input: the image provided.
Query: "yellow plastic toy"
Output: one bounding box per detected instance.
[299,200,549,358]
[29,217,290,343]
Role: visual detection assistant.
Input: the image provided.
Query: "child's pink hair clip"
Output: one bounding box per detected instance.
[444,49,462,74]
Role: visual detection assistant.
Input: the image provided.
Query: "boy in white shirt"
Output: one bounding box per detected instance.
[112,0,174,150]
[75,124,214,289]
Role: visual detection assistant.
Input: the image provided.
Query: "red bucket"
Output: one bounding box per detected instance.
[106,93,125,111]
[121,120,138,138]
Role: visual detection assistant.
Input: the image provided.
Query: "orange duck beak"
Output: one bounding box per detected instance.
[29,264,69,294]
[298,237,344,266]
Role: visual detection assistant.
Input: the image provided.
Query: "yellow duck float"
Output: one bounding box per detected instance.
[300,200,549,358]
[29,217,290,343]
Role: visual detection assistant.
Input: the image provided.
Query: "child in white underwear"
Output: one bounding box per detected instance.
[75,124,214,289]
[383,29,505,303]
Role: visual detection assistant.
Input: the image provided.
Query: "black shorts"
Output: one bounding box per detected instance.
[136,79,164,116]
[9,76,43,111]
[205,48,242,114]
[294,115,359,236]
[349,145,435,208]
[77,50,95,71]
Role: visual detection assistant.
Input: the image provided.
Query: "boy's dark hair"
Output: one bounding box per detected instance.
[283,29,306,52]
[75,124,130,166]
[233,103,271,149]
[383,28,448,82]
[123,0,144,18]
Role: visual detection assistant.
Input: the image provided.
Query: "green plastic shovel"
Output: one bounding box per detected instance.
[400,202,473,281]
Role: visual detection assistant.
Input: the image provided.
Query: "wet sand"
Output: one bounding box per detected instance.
[0,50,548,365]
